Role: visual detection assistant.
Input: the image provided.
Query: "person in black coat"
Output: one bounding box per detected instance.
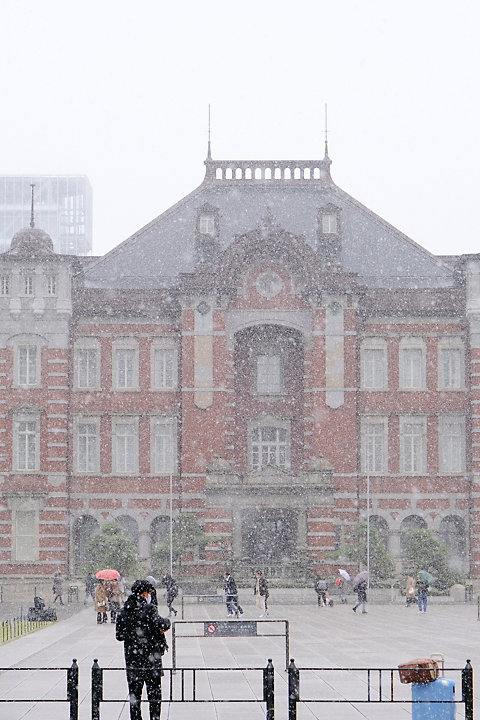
[116,579,170,720]
[352,580,368,614]
[161,574,178,617]
[224,571,243,617]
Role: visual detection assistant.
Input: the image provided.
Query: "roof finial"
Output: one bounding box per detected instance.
[30,183,35,228]
[324,103,330,159]
[207,104,212,160]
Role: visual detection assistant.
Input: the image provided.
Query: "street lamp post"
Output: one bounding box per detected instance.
[169,472,173,576]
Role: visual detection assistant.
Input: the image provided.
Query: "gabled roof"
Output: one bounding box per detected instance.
[83,156,455,291]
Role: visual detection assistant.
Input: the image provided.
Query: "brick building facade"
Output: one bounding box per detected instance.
[1,149,480,588]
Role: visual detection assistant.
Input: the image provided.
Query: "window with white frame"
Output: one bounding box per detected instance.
[75,340,100,389]
[321,213,338,234]
[250,422,289,471]
[399,340,425,389]
[0,275,9,295]
[438,339,464,389]
[14,509,37,562]
[75,418,100,473]
[438,414,466,473]
[361,417,388,473]
[199,213,215,235]
[151,417,176,474]
[23,274,34,295]
[256,355,282,394]
[151,344,177,389]
[113,341,139,390]
[400,416,427,474]
[112,417,138,473]
[17,345,39,386]
[14,414,40,471]
[46,275,57,295]
[361,339,387,389]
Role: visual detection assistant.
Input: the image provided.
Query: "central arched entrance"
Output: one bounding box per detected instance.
[241,508,297,562]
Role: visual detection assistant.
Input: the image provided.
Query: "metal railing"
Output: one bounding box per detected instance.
[0,616,53,644]
[91,657,274,720]
[0,659,79,720]
[287,657,473,720]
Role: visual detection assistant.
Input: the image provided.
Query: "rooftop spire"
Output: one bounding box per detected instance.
[30,183,35,228]
[207,104,212,160]
[324,103,330,160]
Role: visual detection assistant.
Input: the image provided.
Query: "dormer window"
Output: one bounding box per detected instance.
[321,213,338,234]
[199,213,216,235]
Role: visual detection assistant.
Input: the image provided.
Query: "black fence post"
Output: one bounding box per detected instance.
[263,658,275,720]
[462,658,473,720]
[91,658,103,720]
[288,658,299,720]
[67,658,79,720]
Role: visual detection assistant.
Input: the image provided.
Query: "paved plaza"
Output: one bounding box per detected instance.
[1,596,478,719]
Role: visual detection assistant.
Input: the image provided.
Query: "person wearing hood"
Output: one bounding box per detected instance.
[161,574,178,617]
[116,579,170,720]
[145,576,158,607]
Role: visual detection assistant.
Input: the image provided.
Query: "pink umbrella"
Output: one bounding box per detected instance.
[96,569,120,580]
[353,570,369,588]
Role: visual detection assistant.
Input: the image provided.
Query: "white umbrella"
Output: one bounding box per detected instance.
[338,568,350,581]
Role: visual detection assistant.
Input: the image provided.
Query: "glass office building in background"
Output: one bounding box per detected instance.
[0,175,93,255]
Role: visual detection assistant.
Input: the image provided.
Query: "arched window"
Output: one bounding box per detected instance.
[439,515,466,561]
[116,515,139,547]
[73,515,99,573]
[400,515,427,556]
[369,515,389,549]
[150,515,171,555]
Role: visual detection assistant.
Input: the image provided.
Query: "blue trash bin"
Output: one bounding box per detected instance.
[412,678,455,720]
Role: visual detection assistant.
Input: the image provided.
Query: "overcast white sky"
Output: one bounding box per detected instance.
[1,0,479,257]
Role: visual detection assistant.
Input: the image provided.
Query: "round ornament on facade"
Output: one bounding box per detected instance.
[255,270,284,298]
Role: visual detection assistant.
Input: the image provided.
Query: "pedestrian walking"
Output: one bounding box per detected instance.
[405,575,415,607]
[334,575,347,604]
[146,576,159,607]
[108,578,123,623]
[85,572,96,605]
[94,579,108,624]
[416,576,429,613]
[161,574,178,617]
[314,577,328,606]
[253,570,269,616]
[52,571,64,605]
[224,571,243,617]
[116,579,170,720]
[352,580,368,614]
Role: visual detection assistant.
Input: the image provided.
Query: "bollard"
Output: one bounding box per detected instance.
[67,658,79,720]
[91,658,103,720]
[263,658,275,720]
[288,658,299,720]
[462,658,473,720]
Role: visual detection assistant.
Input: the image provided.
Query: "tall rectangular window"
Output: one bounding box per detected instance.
[251,426,288,470]
[361,418,387,473]
[76,420,99,472]
[16,420,38,471]
[24,275,34,295]
[15,510,36,562]
[362,347,387,389]
[400,416,426,474]
[0,275,9,295]
[46,275,56,295]
[439,347,463,389]
[199,213,215,234]
[322,214,338,233]
[18,346,37,386]
[256,355,281,394]
[151,418,176,473]
[152,348,176,389]
[76,347,99,388]
[113,419,138,473]
[439,415,465,473]
[400,346,425,389]
[114,347,138,389]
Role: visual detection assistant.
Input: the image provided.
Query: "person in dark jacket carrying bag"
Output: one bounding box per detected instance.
[224,571,243,617]
[116,579,170,720]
